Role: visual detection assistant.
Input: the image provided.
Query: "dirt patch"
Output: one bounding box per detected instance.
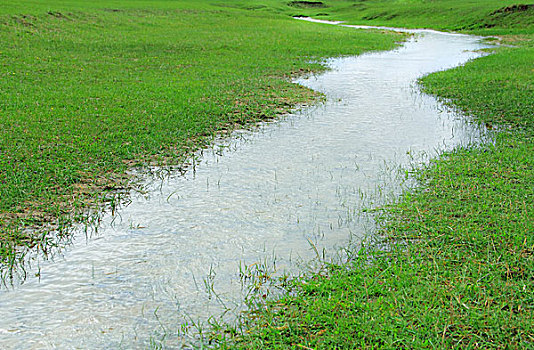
[47,11,71,20]
[11,15,36,28]
[490,4,534,15]
[288,1,326,9]
[496,34,534,46]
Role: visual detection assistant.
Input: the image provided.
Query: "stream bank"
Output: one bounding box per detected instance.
[225,18,533,350]
[0,25,493,349]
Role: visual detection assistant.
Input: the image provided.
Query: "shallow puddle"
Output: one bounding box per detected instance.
[0,24,492,348]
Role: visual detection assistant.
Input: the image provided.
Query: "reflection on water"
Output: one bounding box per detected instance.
[0,26,492,348]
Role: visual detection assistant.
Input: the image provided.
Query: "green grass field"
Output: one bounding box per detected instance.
[1,0,532,347]
[214,1,533,349]
[0,1,401,267]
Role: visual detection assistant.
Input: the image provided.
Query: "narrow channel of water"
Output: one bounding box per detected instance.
[0,25,492,349]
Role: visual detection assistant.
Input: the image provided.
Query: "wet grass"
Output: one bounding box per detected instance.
[0,1,402,274]
[215,2,534,349]
[3,0,532,346]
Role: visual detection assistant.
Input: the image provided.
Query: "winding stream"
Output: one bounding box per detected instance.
[0,23,492,349]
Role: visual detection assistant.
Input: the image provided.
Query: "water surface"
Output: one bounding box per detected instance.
[0,25,491,349]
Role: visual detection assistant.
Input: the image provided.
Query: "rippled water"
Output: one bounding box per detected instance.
[0,25,492,349]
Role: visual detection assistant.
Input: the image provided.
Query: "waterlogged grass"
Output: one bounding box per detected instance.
[217,2,534,349]
[3,0,533,345]
[224,141,533,348]
[0,1,401,268]
[224,132,533,348]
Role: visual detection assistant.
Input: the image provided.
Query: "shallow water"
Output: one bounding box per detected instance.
[0,26,492,349]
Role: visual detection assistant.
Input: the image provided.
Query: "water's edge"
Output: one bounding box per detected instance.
[0,23,494,349]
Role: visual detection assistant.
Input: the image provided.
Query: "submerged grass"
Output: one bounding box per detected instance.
[216,1,534,349]
[0,1,401,272]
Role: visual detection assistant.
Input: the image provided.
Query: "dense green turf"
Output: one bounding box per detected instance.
[2,0,532,346]
[217,1,534,349]
[0,1,401,266]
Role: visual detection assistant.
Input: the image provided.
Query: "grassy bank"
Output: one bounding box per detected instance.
[0,1,402,270]
[219,1,534,349]
[281,0,534,34]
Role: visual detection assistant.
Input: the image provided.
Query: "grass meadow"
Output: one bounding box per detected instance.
[0,0,400,267]
[1,0,532,347]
